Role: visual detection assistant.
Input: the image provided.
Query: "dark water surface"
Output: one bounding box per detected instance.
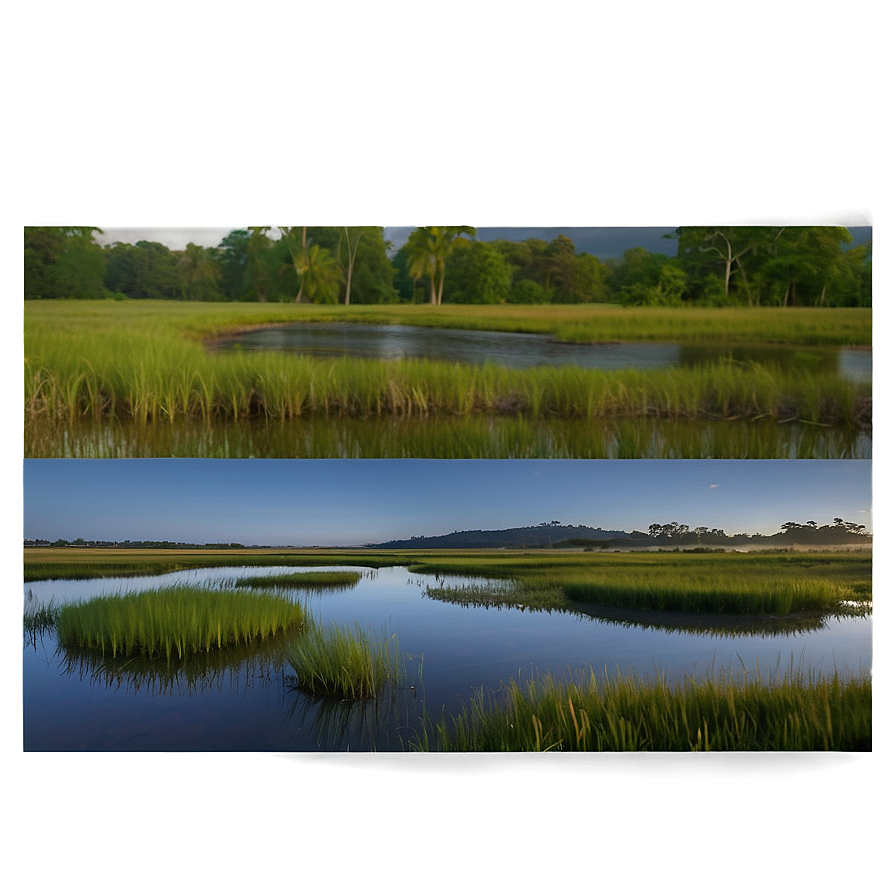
[23,566,872,751]
[28,416,872,460]
[209,323,872,381]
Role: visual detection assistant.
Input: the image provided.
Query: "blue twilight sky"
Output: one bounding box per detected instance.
[23,460,872,546]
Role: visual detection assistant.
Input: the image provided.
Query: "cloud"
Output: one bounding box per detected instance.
[709,484,719,489]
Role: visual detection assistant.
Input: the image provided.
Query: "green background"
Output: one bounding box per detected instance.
[0,0,894,896]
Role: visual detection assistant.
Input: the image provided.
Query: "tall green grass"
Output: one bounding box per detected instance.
[233,571,362,589]
[286,622,405,700]
[54,585,307,660]
[25,303,871,454]
[562,575,849,615]
[417,667,872,751]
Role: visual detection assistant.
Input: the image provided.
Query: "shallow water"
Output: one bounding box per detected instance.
[23,566,872,751]
[209,323,872,381]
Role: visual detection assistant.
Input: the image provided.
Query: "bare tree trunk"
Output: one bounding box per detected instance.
[294,227,308,303]
[343,227,361,305]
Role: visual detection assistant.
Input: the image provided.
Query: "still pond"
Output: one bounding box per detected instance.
[23,565,872,751]
[209,323,872,381]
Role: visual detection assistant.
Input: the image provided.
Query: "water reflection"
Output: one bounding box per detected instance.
[572,605,847,638]
[28,415,872,460]
[283,674,424,751]
[53,633,291,697]
[209,323,872,382]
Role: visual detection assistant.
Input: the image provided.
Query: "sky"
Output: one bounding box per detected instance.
[23,459,871,546]
[90,225,872,259]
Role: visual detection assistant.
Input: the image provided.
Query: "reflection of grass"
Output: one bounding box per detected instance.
[233,571,361,590]
[55,585,307,660]
[287,622,404,700]
[24,415,872,460]
[55,632,291,696]
[574,604,853,638]
[417,667,872,751]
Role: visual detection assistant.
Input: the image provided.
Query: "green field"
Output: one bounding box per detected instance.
[25,301,871,459]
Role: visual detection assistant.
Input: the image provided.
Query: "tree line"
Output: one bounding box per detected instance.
[24,225,871,307]
[630,518,869,545]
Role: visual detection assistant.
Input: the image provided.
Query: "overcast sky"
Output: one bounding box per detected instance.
[24,459,871,546]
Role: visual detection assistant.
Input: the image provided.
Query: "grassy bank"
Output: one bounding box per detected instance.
[25,301,871,459]
[416,667,872,751]
[54,584,307,660]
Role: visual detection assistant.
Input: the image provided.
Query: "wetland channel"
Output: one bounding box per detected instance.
[23,565,872,751]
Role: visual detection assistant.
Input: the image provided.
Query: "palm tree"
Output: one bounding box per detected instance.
[278,227,343,303]
[403,226,476,305]
[299,244,342,303]
[404,227,439,304]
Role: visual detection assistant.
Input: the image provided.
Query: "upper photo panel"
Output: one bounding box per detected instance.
[24,226,871,459]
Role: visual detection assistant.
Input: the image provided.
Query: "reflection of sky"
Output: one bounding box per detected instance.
[24,459,871,547]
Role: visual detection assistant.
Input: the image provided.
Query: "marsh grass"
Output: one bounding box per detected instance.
[562,575,848,615]
[414,551,870,617]
[54,585,307,660]
[424,581,568,613]
[233,570,362,590]
[25,302,871,460]
[418,666,872,751]
[286,622,404,700]
[24,599,59,646]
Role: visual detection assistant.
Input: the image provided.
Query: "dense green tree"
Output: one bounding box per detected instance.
[216,229,252,300]
[758,226,853,306]
[246,227,279,302]
[390,246,417,301]
[442,241,513,303]
[178,243,221,301]
[569,252,612,303]
[105,240,180,298]
[610,247,687,305]
[25,227,106,298]
[508,278,548,304]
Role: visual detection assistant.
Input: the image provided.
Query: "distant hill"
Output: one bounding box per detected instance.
[367,524,631,550]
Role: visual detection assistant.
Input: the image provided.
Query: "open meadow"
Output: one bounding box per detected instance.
[25,301,871,459]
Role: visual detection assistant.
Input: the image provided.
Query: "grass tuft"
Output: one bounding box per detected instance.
[54,585,307,660]
[287,622,404,700]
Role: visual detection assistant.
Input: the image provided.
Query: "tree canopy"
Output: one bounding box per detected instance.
[23,225,870,307]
